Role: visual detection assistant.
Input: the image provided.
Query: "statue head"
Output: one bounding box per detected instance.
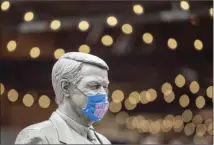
[51,52,109,125]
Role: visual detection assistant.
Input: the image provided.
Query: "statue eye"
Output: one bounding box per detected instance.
[91,85,100,89]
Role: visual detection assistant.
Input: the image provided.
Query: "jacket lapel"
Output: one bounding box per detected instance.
[49,112,92,144]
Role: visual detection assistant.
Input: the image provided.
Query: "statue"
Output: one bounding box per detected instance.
[15,52,111,144]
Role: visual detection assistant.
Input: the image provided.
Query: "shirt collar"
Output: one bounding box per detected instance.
[56,109,93,138]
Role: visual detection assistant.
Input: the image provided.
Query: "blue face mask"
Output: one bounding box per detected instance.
[82,93,109,121]
[69,83,109,122]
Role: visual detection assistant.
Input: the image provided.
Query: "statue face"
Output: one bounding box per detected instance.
[69,63,109,109]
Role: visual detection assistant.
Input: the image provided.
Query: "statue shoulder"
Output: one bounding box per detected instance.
[15,120,56,144]
[95,132,111,144]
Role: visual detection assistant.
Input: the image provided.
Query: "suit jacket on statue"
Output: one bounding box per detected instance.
[15,112,111,144]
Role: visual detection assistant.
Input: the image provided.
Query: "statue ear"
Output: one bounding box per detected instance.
[60,79,70,98]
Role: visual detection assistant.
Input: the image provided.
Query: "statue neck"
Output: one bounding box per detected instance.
[57,98,93,127]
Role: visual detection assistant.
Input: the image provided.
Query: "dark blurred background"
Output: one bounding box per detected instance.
[0,0,213,144]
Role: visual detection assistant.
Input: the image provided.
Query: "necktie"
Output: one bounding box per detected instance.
[87,128,100,144]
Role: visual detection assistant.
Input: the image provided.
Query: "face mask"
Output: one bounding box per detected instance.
[82,93,109,121]
[69,83,109,122]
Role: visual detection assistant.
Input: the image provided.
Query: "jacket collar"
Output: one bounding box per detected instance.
[49,111,92,144]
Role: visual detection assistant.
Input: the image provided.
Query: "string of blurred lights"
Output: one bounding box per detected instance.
[114,110,212,137]
[5,38,206,61]
[1,71,212,109]
[109,73,212,113]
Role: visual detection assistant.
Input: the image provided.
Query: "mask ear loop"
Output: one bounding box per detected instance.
[69,82,88,97]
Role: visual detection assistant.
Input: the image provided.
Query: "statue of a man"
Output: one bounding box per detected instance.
[15,52,111,144]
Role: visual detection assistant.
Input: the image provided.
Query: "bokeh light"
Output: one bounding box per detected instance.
[209,8,213,17]
[54,48,65,59]
[175,74,186,88]
[126,116,135,130]
[78,44,90,54]
[1,1,10,11]
[146,88,157,102]
[0,83,5,95]
[173,115,184,132]
[128,91,140,104]
[180,1,190,11]
[189,81,200,94]
[184,123,195,136]
[109,101,122,113]
[50,20,61,30]
[207,123,213,135]
[206,86,213,99]
[101,35,113,46]
[22,94,34,107]
[149,121,161,134]
[38,95,50,108]
[164,90,175,103]
[161,82,172,94]
[167,38,178,50]
[106,16,118,27]
[193,135,206,144]
[140,91,149,104]
[194,39,203,51]
[179,94,190,108]
[7,89,19,102]
[24,11,34,22]
[162,115,173,132]
[133,4,144,15]
[195,96,205,109]
[7,40,17,52]
[196,124,207,137]
[111,90,124,103]
[78,20,90,31]
[115,111,129,125]
[125,98,137,110]
[30,47,40,58]
[182,109,193,123]
[121,24,133,34]
[192,114,203,125]
[142,33,153,44]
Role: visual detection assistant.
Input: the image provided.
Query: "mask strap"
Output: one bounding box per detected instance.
[69,82,88,97]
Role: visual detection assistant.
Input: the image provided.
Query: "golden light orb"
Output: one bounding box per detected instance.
[38,95,50,108]
[30,47,40,58]
[179,94,190,108]
[1,1,10,11]
[54,48,65,59]
[206,86,213,99]
[182,109,193,123]
[7,40,17,52]
[175,74,185,88]
[133,4,144,15]
[142,33,153,44]
[194,39,203,51]
[109,101,122,113]
[140,91,149,104]
[195,96,205,109]
[78,44,90,54]
[180,1,190,11]
[22,94,34,107]
[106,16,118,27]
[101,35,113,46]
[50,20,61,30]
[0,83,5,95]
[7,89,19,102]
[24,11,34,22]
[121,24,133,34]
[111,90,124,103]
[78,20,90,31]
[189,81,200,94]
[168,38,178,50]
